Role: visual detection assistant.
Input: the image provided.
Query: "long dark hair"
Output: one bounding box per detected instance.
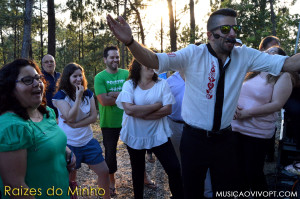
[57,63,88,102]
[128,59,158,88]
[0,58,49,120]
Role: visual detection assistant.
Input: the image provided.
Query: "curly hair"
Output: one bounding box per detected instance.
[0,58,49,120]
[57,63,88,102]
[128,59,158,88]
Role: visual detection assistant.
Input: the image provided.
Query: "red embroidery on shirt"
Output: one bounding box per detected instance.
[167,53,176,57]
[206,61,216,99]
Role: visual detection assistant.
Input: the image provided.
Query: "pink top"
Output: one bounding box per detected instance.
[231,72,278,139]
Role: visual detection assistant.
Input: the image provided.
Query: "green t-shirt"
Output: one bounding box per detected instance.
[0,107,69,199]
[94,68,129,128]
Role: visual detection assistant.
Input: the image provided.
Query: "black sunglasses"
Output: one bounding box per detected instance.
[212,25,241,34]
[16,74,44,85]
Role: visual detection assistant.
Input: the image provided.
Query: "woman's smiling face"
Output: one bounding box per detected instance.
[14,65,44,109]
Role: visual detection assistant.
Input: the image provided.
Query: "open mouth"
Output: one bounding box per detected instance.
[32,90,42,96]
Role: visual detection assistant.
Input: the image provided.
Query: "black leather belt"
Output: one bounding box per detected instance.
[185,124,232,137]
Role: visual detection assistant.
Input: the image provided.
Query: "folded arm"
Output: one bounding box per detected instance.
[122,102,162,118]
[142,104,172,120]
[53,99,80,123]
[235,73,293,119]
[97,92,119,106]
[64,98,98,128]
[0,149,34,199]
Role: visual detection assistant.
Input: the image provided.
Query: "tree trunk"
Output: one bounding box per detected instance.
[47,0,55,57]
[0,28,6,64]
[270,0,276,36]
[130,1,145,44]
[21,0,34,58]
[167,0,177,51]
[189,0,195,44]
[161,16,163,52]
[121,0,127,69]
[40,0,44,60]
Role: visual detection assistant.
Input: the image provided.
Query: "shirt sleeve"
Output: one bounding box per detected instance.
[94,73,107,95]
[52,90,66,100]
[245,46,287,76]
[0,124,33,152]
[116,80,134,109]
[161,80,175,106]
[156,44,202,74]
[85,89,94,99]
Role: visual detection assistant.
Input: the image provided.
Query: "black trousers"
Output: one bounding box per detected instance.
[127,139,184,199]
[101,128,120,174]
[236,133,269,195]
[180,124,241,199]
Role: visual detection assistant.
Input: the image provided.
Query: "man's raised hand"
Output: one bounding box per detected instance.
[106,14,133,45]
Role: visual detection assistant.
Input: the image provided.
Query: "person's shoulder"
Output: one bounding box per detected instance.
[53,90,67,99]
[118,68,129,75]
[95,70,108,78]
[0,112,26,123]
[84,89,94,98]
[156,78,167,86]
[0,112,30,130]
[55,71,61,78]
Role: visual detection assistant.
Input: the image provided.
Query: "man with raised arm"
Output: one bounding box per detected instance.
[107,8,300,198]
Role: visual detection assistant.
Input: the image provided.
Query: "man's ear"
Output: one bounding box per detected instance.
[207,31,213,41]
[103,57,107,64]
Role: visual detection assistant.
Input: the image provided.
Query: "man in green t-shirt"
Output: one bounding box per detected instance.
[94,46,129,196]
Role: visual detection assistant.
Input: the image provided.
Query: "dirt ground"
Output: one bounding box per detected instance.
[75,122,281,199]
[76,123,171,199]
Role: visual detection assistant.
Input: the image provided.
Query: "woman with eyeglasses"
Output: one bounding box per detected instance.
[0,59,73,198]
[52,63,110,199]
[232,46,297,193]
[116,59,183,199]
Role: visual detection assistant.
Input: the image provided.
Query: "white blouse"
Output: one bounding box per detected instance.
[116,79,175,149]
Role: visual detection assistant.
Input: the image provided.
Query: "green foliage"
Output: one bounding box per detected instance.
[1,0,300,94]
[217,0,300,54]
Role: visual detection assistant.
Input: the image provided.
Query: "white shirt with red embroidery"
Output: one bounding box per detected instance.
[156,44,287,131]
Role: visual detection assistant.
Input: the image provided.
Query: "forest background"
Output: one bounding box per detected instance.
[0,0,300,92]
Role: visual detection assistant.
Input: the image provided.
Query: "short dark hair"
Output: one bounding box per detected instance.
[103,46,119,58]
[128,59,158,88]
[0,58,49,120]
[207,8,237,31]
[57,63,88,102]
[259,36,280,51]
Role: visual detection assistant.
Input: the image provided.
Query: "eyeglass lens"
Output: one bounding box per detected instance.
[44,60,54,64]
[220,25,240,34]
[21,75,43,85]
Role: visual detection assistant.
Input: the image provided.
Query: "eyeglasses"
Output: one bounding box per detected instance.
[43,60,54,64]
[16,74,44,85]
[212,25,241,34]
